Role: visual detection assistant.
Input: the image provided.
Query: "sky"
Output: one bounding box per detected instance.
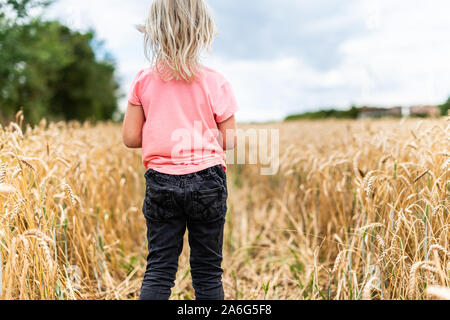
[45,0,450,122]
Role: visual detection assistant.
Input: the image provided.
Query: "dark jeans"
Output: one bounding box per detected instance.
[139,165,228,300]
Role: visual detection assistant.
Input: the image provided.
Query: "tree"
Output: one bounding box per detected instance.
[0,0,119,123]
[439,97,450,116]
[46,23,119,121]
[0,0,52,19]
[285,106,361,121]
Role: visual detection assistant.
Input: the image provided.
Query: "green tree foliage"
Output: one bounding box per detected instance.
[0,0,119,123]
[439,97,450,116]
[285,106,361,121]
[0,0,52,19]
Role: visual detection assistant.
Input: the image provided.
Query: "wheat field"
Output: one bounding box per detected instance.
[0,113,448,300]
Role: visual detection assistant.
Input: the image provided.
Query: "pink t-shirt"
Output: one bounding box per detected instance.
[128,66,239,175]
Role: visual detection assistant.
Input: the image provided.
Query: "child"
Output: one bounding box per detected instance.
[122,0,239,301]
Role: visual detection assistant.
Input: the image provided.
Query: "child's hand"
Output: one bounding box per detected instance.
[122,102,145,149]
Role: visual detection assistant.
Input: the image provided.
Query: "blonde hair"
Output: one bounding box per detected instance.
[138,0,216,82]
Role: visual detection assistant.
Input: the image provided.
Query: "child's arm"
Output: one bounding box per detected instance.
[122,102,145,149]
[217,116,237,150]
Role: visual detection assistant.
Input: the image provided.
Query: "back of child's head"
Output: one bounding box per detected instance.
[138,0,216,83]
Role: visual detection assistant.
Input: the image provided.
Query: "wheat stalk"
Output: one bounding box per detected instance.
[409,261,441,299]
[441,158,450,171]
[376,235,387,264]
[332,250,346,274]
[1,118,447,300]
[63,183,78,206]
[428,244,450,258]
[0,163,6,183]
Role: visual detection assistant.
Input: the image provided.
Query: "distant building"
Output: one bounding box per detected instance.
[358,107,402,119]
[409,105,441,118]
[358,105,440,119]
[402,107,411,117]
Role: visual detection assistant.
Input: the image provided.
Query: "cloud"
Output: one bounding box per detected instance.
[206,56,363,122]
[209,0,365,71]
[45,0,450,122]
[209,0,450,120]
[339,0,450,106]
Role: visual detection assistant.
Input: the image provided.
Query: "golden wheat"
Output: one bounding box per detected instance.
[0,117,448,300]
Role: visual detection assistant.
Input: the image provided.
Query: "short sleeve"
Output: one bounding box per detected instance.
[127,70,144,106]
[213,81,239,123]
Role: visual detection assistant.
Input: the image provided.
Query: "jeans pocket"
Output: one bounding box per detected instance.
[192,186,227,222]
[144,187,175,221]
[216,165,227,182]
